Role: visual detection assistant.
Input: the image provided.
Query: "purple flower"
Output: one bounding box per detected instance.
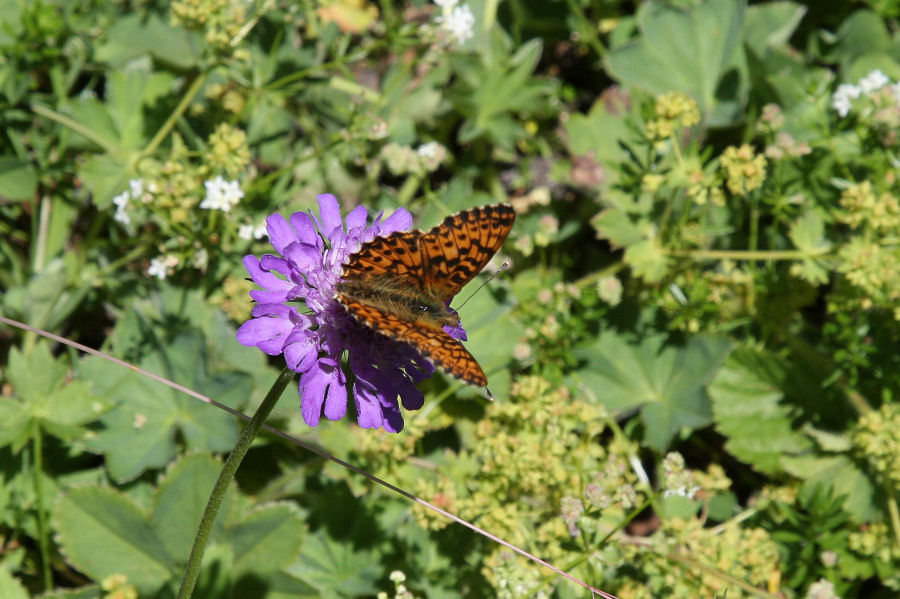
[236,194,444,432]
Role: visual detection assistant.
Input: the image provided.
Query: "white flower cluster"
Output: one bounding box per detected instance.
[112,178,156,225]
[238,221,268,241]
[831,69,900,117]
[433,0,475,45]
[147,255,179,280]
[200,176,244,212]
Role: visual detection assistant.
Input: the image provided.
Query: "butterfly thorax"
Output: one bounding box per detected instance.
[335,275,460,331]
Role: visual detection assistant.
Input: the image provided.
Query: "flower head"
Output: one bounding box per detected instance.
[236,194,445,432]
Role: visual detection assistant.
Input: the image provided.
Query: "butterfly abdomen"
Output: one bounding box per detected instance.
[335,277,459,332]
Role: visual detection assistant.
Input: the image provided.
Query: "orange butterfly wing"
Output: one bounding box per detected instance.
[341,299,489,387]
[340,204,516,300]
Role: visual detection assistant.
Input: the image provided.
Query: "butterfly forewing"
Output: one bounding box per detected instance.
[421,204,516,299]
[341,230,429,291]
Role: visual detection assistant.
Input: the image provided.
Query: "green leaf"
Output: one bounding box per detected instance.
[228,503,305,574]
[0,346,106,451]
[624,238,669,283]
[95,13,200,70]
[708,347,813,474]
[81,362,179,482]
[81,327,242,481]
[781,455,878,522]
[0,567,29,599]
[591,209,647,248]
[743,2,806,57]
[150,453,229,562]
[826,10,889,67]
[605,0,747,127]
[0,156,37,201]
[78,154,131,208]
[572,332,731,451]
[285,534,380,597]
[53,486,174,594]
[789,210,831,285]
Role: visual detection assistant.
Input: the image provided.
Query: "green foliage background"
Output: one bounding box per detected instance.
[3,0,900,597]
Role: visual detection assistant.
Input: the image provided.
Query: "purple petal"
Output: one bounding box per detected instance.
[236,316,294,355]
[321,360,348,420]
[267,213,296,254]
[395,375,425,411]
[344,205,368,232]
[316,194,343,238]
[283,329,318,373]
[288,211,321,247]
[380,207,413,234]
[380,400,404,433]
[259,254,291,277]
[249,303,295,319]
[299,368,327,427]
[244,255,291,291]
[353,378,384,429]
[283,242,322,273]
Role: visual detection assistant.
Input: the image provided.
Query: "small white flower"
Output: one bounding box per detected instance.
[832,96,852,118]
[147,255,179,280]
[113,191,131,224]
[128,178,144,199]
[831,83,862,117]
[200,176,244,212]
[437,4,475,45]
[859,69,889,94]
[433,0,458,8]
[416,141,439,158]
[239,221,268,240]
[662,485,701,499]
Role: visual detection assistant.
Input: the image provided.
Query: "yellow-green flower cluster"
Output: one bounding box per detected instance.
[488,551,551,599]
[380,142,448,176]
[207,123,251,178]
[618,518,781,598]
[720,144,767,196]
[848,521,900,589]
[837,237,900,316]
[408,376,612,592]
[646,91,701,145]
[838,180,900,232]
[171,0,247,52]
[852,402,900,487]
[685,166,725,206]
[101,574,137,599]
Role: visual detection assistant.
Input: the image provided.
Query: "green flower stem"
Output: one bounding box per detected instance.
[31,422,52,590]
[176,367,294,599]
[141,72,208,160]
[30,104,121,155]
[665,247,831,261]
[886,485,900,549]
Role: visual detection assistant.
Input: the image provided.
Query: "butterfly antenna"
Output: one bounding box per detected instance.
[456,263,509,311]
[485,386,495,402]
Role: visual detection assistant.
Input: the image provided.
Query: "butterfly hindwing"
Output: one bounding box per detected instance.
[338,297,488,387]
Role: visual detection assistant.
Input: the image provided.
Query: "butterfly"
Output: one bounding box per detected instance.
[335,204,516,392]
